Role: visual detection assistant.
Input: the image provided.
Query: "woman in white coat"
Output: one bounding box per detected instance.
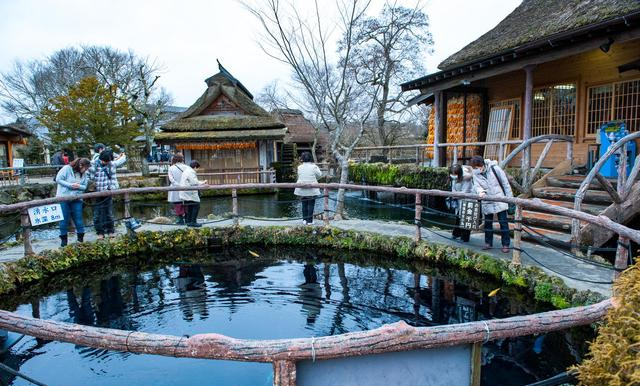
[179,160,207,228]
[470,155,513,253]
[167,153,187,224]
[294,152,322,225]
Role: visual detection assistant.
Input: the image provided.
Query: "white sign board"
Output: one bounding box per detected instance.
[28,204,64,226]
[12,158,24,175]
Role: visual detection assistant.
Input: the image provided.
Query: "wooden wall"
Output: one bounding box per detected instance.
[473,38,640,167]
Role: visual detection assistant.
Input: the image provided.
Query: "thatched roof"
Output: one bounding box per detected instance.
[160,62,286,141]
[273,109,329,146]
[155,128,288,142]
[439,0,640,70]
[0,122,32,138]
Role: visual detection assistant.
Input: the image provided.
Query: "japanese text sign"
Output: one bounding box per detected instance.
[28,204,64,226]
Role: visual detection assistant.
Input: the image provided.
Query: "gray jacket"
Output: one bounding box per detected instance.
[473,159,513,215]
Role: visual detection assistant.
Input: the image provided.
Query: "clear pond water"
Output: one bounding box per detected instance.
[0,246,591,386]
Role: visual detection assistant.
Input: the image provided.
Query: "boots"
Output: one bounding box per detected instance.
[77,233,84,242]
[60,235,68,247]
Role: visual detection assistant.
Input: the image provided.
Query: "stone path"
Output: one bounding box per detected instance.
[0,218,614,296]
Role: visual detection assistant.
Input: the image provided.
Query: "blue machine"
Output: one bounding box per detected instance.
[599,121,636,178]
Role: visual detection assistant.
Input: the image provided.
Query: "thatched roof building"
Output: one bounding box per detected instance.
[156,62,286,145]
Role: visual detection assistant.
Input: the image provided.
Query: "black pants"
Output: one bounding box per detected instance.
[301,197,316,223]
[452,217,471,242]
[184,201,200,225]
[484,210,510,247]
[93,196,114,235]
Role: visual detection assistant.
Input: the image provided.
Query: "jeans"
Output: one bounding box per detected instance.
[484,210,510,247]
[184,201,200,224]
[60,200,85,237]
[301,196,316,223]
[93,196,114,235]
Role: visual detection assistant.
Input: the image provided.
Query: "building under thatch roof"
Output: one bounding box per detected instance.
[401,0,640,169]
[439,0,640,70]
[272,109,330,157]
[0,122,32,167]
[156,62,286,172]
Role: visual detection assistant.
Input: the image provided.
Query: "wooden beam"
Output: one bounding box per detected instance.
[274,360,297,386]
[0,299,613,362]
[522,65,535,185]
[528,140,553,190]
[595,173,622,204]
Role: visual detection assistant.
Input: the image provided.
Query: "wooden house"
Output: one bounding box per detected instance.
[402,0,640,168]
[0,122,31,168]
[155,63,287,174]
[272,108,330,160]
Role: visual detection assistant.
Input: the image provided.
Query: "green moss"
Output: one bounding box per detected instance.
[0,226,603,311]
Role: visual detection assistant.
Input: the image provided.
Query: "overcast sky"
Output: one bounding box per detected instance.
[0,0,521,124]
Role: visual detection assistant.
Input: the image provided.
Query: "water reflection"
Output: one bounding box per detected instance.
[0,247,591,386]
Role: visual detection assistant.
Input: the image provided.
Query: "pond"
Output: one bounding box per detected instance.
[0,190,452,242]
[0,245,592,386]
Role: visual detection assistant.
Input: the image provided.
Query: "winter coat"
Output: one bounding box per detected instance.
[473,159,513,215]
[451,165,474,194]
[167,163,187,202]
[179,167,206,202]
[55,165,89,197]
[294,163,322,197]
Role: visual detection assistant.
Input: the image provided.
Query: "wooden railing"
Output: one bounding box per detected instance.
[0,182,633,385]
[572,131,640,274]
[1,182,638,262]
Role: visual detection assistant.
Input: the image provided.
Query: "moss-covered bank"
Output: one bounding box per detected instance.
[0,226,603,309]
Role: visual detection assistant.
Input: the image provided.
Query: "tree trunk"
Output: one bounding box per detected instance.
[140,149,150,177]
[333,161,350,220]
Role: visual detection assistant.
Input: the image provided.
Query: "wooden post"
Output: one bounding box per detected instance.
[323,188,330,226]
[414,193,422,242]
[498,143,504,163]
[615,143,629,274]
[470,342,482,386]
[452,145,458,165]
[566,140,573,162]
[273,360,296,386]
[415,147,420,165]
[123,192,131,219]
[433,91,443,167]
[232,189,239,226]
[20,209,34,256]
[522,65,535,184]
[512,204,522,266]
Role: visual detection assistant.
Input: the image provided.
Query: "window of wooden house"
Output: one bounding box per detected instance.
[489,98,521,138]
[532,83,576,137]
[587,78,640,135]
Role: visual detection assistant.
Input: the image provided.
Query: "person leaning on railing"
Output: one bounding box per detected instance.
[54,158,91,247]
[470,155,513,253]
[88,150,123,239]
[448,164,474,242]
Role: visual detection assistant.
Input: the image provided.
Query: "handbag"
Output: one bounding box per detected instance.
[491,166,516,215]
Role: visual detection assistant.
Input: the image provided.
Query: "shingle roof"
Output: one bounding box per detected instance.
[438,0,640,70]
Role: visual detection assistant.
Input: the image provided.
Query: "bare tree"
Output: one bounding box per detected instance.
[0,46,172,172]
[348,2,433,148]
[245,0,379,218]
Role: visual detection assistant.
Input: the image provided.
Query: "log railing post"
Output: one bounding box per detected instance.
[273,360,296,386]
[20,209,34,256]
[566,140,573,162]
[615,143,629,274]
[414,193,422,242]
[323,188,330,226]
[512,204,522,266]
[415,147,420,165]
[452,145,458,165]
[498,143,504,163]
[123,192,131,219]
[232,189,239,226]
